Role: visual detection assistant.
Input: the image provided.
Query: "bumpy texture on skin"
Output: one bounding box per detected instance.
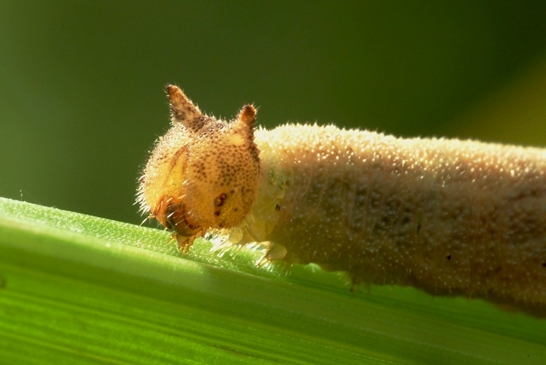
[138,86,546,316]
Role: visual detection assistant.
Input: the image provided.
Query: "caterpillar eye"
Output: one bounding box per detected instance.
[214,193,228,207]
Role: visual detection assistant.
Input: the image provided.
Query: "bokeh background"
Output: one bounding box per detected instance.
[2,1,546,225]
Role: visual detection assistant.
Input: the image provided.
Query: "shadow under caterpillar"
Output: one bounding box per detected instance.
[137,85,546,317]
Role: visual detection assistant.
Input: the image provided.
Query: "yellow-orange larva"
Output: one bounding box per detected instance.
[138,85,546,317]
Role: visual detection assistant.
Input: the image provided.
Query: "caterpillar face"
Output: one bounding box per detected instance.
[137,85,260,249]
[139,85,546,317]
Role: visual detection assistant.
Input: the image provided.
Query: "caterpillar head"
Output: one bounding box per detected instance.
[137,85,260,250]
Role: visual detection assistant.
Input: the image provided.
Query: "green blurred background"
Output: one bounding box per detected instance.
[1,1,546,225]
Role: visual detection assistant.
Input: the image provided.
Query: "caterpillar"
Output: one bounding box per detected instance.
[137,85,546,317]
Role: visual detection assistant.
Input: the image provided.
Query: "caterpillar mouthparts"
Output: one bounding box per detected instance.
[138,85,546,317]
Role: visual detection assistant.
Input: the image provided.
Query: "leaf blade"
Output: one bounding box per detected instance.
[1,197,545,364]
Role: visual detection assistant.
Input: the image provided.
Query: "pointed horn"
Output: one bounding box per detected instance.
[166,85,203,127]
[237,104,257,127]
[235,104,260,162]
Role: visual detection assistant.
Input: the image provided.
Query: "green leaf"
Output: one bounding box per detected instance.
[1,197,545,364]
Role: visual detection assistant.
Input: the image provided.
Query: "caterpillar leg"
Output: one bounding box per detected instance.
[174,232,203,253]
[256,241,288,266]
[347,274,359,292]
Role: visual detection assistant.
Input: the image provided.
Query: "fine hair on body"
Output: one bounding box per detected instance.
[138,85,546,317]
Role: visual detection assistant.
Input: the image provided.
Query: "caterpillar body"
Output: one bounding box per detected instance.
[138,85,546,317]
